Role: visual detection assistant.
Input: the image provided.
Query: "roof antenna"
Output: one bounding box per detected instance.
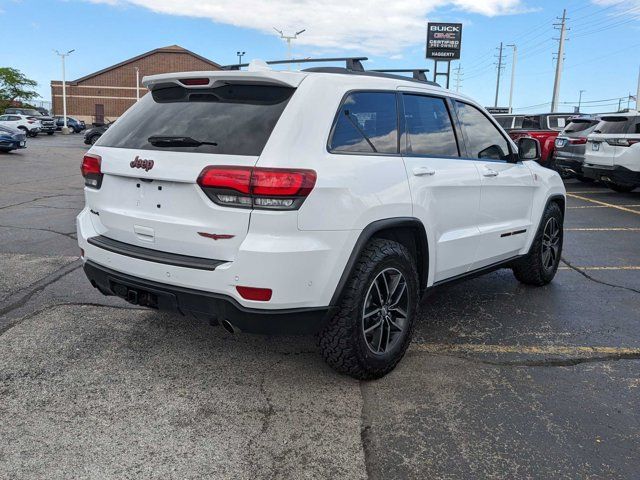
[273,27,306,70]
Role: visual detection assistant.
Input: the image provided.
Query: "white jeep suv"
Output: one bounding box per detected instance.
[582,112,640,192]
[77,59,566,379]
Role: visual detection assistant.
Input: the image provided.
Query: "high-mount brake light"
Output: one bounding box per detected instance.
[179,78,210,86]
[197,166,316,210]
[81,153,103,189]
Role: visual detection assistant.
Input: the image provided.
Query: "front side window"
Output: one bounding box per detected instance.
[329,92,398,154]
[547,115,571,130]
[402,94,459,157]
[455,101,510,161]
[521,116,541,130]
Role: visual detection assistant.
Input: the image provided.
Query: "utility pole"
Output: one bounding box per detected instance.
[507,44,517,113]
[494,42,505,108]
[577,90,585,113]
[237,51,246,64]
[636,66,640,111]
[453,64,463,92]
[134,67,140,101]
[54,49,75,134]
[273,27,305,69]
[551,9,568,113]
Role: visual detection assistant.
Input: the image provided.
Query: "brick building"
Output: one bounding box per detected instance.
[51,45,221,125]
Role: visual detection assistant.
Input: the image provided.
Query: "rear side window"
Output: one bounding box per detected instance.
[329,92,398,154]
[98,83,295,156]
[401,94,459,157]
[455,101,510,161]
[595,116,635,134]
[495,116,514,129]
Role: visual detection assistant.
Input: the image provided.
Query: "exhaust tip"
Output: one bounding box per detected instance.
[221,319,239,334]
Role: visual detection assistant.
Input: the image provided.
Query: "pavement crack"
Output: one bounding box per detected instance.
[0,224,77,239]
[0,193,81,211]
[426,352,640,368]
[0,260,82,323]
[561,258,640,295]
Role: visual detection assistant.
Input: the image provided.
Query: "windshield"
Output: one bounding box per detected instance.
[98,83,295,155]
[22,109,41,116]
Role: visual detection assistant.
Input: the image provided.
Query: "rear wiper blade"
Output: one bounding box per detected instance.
[148,136,217,147]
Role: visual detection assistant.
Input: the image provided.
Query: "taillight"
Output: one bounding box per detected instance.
[569,137,588,145]
[197,166,316,210]
[27,120,35,124]
[81,154,103,189]
[605,138,640,147]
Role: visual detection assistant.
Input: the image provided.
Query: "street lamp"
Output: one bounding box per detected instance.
[54,49,75,134]
[237,51,246,64]
[273,27,305,69]
[577,90,586,113]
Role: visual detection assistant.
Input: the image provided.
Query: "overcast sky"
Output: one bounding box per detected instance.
[2,0,639,113]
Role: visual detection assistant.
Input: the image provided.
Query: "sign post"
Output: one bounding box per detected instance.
[426,22,462,89]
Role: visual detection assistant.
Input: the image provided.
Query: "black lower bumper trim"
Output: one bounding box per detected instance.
[582,165,640,186]
[88,235,225,271]
[83,260,331,335]
[554,156,584,177]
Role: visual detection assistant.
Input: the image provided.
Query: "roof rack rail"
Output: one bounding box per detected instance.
[222,57,368,71]
[371,69,430,82]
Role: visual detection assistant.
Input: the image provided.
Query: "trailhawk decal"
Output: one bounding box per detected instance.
[130,156,154,171]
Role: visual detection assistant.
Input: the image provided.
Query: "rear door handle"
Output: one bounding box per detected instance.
[413,166,436,177]
[482,167,499,177]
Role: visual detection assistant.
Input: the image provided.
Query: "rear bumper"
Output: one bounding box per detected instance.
[84,260,331,334]
[582,164,640,186]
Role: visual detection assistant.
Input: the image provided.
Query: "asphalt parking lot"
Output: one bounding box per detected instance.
[1,134,639,479]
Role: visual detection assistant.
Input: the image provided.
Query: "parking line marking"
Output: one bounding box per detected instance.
[566,227,640,232]
[412,343,640,356]
[568,205,640,209]
[559,266,640,271]
[567,193,640,216]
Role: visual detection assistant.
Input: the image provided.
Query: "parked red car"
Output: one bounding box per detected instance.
[493,113,575,167]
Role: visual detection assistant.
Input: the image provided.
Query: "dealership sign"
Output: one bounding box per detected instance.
[426,23,462,60]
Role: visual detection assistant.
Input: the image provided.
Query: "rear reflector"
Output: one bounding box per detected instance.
[81,154,103,189]
[179,78,210,86]
[197,166,316,210]
[236,286,273,301]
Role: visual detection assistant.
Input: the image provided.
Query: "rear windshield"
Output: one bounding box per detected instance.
[594,116,636,135]
[562,119,598,135]
[97,83,295,155]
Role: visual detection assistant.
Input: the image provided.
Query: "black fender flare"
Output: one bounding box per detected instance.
[329,217,429,306]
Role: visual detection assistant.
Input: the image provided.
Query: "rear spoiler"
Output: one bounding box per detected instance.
[142,70,306,90]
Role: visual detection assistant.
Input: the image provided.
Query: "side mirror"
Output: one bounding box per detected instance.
[518,137,541,162]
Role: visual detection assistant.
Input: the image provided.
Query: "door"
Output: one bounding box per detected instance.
[94,104,105,125]
[453,101,535,268]
[400,93,482,282]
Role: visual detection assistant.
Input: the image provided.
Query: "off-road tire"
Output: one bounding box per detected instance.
[318,238,419,380]
[512,202,563,286]
[605,181,636,193]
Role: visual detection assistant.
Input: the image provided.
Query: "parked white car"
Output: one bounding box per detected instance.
[582,112,640,192]
[0,114,41,137]
[77,59,566,379]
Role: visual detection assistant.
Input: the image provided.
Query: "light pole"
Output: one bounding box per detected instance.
[577,90,586,113]
[273,27,305,69]
[237,51,246,65]
[54,49,75,134]
[134,67,140,101]
[507,44,517,113]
